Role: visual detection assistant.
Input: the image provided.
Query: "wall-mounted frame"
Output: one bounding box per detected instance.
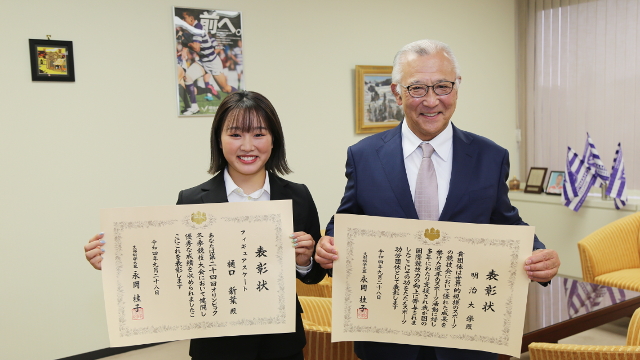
[524,167,548,194]
[545,170,565,195]
[355,65,403,134]
[174,7,243,117]
[29,39,75,82]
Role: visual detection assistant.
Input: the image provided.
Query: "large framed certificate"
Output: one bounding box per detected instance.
[100,200,295,347]
[332,214,535,357]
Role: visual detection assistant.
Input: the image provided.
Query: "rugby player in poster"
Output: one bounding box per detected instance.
[230,40,244,89]
[175,9,238,115]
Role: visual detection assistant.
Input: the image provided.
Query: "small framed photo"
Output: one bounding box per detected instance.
[355,65,403,134]
[545,171,565,195]
[29,39,75,82]
[524,167,548,194]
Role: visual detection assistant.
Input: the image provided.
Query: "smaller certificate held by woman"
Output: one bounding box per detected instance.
[100,200,296,347]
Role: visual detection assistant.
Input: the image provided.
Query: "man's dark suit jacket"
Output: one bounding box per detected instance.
[178,171,326,360]
[326,123,545,360]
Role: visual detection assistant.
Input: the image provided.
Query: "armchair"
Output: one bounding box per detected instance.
[577,212,640,292]
[528,307,640,359]
[297,274,332,298]
[298,295,358,360]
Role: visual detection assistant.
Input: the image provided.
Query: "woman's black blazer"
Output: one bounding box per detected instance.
[177,171,326,360]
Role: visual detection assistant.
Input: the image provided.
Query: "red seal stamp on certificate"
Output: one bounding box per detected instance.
[132,308,144,320]
[357,308,368,319]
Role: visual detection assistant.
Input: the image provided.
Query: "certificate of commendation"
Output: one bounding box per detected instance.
[100,200,296,347]
[332,214,534,357]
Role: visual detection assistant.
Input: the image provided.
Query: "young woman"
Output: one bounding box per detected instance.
[84,91,326,360]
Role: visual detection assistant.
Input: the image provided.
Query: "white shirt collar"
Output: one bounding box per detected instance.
[401,119,453,161]
[223,168,271,199]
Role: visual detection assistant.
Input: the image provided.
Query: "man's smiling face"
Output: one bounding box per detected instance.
[392,51,460,141]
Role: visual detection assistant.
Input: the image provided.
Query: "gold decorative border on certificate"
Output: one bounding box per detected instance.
[111,213,287,338]
[342,228,522,345]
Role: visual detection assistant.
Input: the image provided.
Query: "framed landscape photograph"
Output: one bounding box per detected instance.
[28,39,75,82]
[524,167,548,194]
[545,171,565,195]
[355,65,403,134]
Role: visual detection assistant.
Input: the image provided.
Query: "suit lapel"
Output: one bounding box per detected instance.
[377,124,419,219]
[440,125,475,221]
[201,171,229,204]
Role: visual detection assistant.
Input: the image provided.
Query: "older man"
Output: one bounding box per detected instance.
[315,39,560,360]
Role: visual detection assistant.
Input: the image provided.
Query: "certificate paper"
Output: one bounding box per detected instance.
[100,200,295,347]
[332,214,534,358]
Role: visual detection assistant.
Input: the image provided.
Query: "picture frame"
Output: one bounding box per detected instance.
[28,39,75,82]
[174,7,244,117]
[355,65,403,134]
[545,170,565,195]
[524,167,548,194]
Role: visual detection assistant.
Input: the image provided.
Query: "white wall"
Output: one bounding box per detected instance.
[0,0,519,358]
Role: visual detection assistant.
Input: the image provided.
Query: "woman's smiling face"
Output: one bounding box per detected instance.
[220,111,273,180]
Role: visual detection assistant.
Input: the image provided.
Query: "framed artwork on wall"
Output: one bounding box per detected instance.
[355,65,403,134]
[28,39,75,82]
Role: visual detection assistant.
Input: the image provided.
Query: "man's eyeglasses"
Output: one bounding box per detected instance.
[399,81,456,97]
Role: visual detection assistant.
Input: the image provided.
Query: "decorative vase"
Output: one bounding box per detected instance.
[508,176,521,191]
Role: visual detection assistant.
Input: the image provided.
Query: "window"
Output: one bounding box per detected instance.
[519,0,639,191]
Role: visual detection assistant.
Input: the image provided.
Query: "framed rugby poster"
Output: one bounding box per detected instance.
[173,7,244,116]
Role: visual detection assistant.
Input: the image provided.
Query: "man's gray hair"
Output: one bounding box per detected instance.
[391,39,461,88]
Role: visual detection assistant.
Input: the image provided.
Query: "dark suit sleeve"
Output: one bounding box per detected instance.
[296,184,327,285]
[326,146,364,237]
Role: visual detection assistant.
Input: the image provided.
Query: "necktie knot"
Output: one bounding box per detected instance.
[421,143,435,158]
